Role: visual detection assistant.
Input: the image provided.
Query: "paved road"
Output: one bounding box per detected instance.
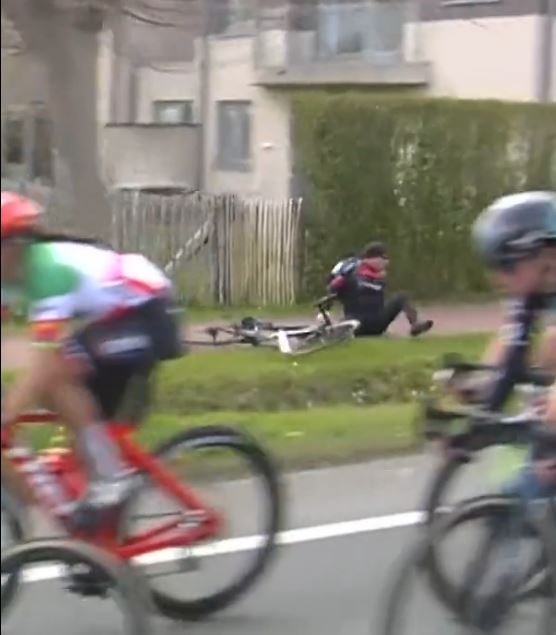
[3,453,524,635]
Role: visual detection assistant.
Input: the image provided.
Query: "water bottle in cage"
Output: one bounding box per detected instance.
[17,449,74,516]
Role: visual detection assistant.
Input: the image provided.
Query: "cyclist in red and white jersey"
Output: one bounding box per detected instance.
[1,192,183,533]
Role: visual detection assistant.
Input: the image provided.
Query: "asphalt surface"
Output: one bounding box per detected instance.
[3,452,533,635]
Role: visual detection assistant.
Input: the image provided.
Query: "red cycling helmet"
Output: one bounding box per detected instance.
[1,191,42,240]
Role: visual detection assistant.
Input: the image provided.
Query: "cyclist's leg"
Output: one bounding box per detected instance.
[1,452,36,505]
[504,460,555,501]
[351,296,408,336]
[75,295,181,436]
[547,382,556,425]
[41,354,126,484]
[363,293,433,336]
[0,344,119,534]
[505,384,556,501]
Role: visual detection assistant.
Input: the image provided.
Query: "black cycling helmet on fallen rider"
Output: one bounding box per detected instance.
[472,191,556,269]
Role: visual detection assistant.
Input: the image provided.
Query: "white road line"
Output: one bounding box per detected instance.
[9,510,423,584]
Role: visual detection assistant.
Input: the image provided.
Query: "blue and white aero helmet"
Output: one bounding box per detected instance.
[472,191,556,268]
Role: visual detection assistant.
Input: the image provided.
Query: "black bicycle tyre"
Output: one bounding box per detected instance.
[183,337,246,347]
[425,495,553,627]
[538,497,556,611]
[1,539,152,634]
[0,489,25,614]
[422,453,473,527]
[121,424,283,621]
[422,455,549,601]
[381,536,431,635]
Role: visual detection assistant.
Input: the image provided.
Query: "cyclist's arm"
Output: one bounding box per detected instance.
[482,336,506,366]
[547,383,556,427]
[2,315,73,426]
[2,249,78,425]
[537,325,556,374]
[328,274,347,295]
[485,296,540,412]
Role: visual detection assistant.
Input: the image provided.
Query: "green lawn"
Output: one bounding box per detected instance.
[157,333,489,413]
[29,403,419,472]
[144,403,420,470]
[3,332,492,467]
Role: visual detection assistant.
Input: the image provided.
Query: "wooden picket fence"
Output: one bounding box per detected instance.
[112,191,304,306]
[1,181,304,305]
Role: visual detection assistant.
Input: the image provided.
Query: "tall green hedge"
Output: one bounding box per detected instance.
[292,95,556,299]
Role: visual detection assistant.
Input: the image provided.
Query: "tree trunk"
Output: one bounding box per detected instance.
[3,1,112,241]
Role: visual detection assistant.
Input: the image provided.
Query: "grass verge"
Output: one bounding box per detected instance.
[31,403,420,472]
[157,333,488,413]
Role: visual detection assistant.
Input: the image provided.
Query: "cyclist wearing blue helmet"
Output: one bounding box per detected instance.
[471,191,556,493]
[472,191,556,409]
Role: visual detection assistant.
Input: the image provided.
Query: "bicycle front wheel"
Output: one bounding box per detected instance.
[1,539,151,634]
[121,424,283,621]
[425,496,554,634]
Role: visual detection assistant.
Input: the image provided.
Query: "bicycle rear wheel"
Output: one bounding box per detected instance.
[1,489,25,612]
[121,424,282,621]
[1,539,151,634]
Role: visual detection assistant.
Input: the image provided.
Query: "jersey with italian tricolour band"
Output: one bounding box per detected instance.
[2,241,171,345]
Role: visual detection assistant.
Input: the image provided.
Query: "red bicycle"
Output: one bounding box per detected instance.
[1,406,282,622]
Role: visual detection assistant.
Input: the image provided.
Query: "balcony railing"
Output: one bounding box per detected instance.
[255,1,423,71]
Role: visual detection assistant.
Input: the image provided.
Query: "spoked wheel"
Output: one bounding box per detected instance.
[121,425,283,621]
[425,496,554,633]
[281,320,359,356]
[1,539,152,634]
[1,489,25,612]
[381,537,468,635]
[381,497,555,635]
[421,450,550,598]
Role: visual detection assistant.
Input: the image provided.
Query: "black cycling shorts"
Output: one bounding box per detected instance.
[65,297,183,421]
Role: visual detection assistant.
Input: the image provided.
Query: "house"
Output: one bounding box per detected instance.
[131,0,555,199]
[2,1,554,198]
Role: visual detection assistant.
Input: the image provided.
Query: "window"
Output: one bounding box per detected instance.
[316,1,404,59]
[228,0,253,24]
[152,100,194,124]
[318,3,366,57]
[32,114,53,181]
[5,115,24,165]
[216,101,252,172]
[209,0,254,36]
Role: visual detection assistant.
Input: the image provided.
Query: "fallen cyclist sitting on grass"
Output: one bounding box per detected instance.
[327,241,433,338]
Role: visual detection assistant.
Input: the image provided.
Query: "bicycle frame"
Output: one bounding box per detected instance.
[1,411,224,561]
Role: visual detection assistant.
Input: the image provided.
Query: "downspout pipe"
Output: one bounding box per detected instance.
[537,0,554,102]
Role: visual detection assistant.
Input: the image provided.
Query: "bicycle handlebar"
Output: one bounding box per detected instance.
[424,402,556,454]
[439,354,554,388]
[313,294,337,310]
